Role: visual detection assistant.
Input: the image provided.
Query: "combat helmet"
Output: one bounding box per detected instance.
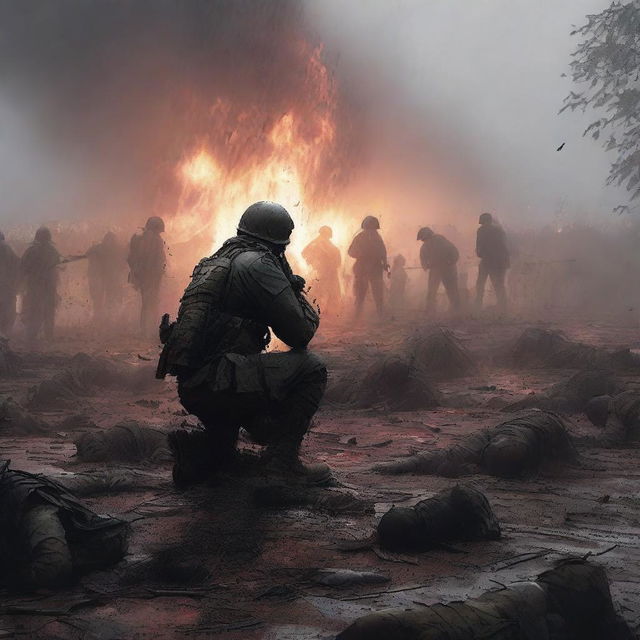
[34,226,52,243]
[319,225,333,239]
[145,216,165,233]
[479,212,493,225]
[361,215,380,230]
[237,201,294,245]
[417,226,434,241]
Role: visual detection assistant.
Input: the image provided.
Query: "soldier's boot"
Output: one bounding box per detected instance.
[260,438,334,487]
[168,429,218,488]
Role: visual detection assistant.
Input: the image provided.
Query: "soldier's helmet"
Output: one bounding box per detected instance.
[361,215,380,230]
[319,225,333,239]
[237,201,294,245]
[479,212,493,225]
[103,231,118,245]
[145,216,165,233]
[34,226,52,243]
[417,226,434,241]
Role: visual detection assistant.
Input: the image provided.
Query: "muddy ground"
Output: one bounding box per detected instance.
[1,316,640,639]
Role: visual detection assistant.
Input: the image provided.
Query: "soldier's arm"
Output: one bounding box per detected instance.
[475,229,484,258]
[419,244,430,270]
[347,235,360,259]
[246,255,319,349]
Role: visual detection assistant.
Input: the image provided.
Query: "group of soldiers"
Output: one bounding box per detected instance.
[302,210,510,319]
[159,201,512,485]
[0,216,167,343]
[0,208,509,345]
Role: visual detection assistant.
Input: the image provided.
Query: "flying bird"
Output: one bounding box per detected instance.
[556,142,565,151]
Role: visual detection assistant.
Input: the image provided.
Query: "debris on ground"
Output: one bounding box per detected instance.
[312,568,390,587]
[253,485,374,515]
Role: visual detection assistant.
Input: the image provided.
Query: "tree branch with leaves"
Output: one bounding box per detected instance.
[562,0,640,211]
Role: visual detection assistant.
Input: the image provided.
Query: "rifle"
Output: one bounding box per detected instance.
[59,254,88,265]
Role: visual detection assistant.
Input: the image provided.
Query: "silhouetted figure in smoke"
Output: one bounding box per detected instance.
[128,217,166,337]
[389,254,408,312]
[475,212,509,313]
[20,227,61,344]
[86,232,126,323]
[157,201,331,487]
[348,215,388,319]
[302,225,342,316]
[418,227,460,314]
[0,232,20,335]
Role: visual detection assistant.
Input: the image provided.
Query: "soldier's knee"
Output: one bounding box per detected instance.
[303,351,327,382]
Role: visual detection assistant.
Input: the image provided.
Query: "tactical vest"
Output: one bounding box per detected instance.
[156,238,270,380]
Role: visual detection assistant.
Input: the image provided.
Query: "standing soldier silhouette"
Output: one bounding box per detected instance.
[348,215,388,319]
[475,213,509,313]
[20,227,61,344]
[417,227,460,314]
[128,217,166,337]
[0,232,20,335]
[302,225,342,317]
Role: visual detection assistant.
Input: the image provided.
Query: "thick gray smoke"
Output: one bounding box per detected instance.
[0,0,360,226]
[0,0,629,234]
[307,0,625,228]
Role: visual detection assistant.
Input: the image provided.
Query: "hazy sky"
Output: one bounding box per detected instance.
[0,0,627,229]
[308,0,623,225]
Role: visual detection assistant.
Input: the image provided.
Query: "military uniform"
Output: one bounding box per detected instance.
[475,216,509,312]
[86,232,126,321]
[20,228,61,343]
[419,233,460,313]
[0,460,128,589]
[128,218,166,336]
[302,229,342,316]
[348,223,387,318]
[159,224,328,483]
[0,233,19,334]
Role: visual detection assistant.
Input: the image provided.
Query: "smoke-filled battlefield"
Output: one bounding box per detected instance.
[1,2,640,639]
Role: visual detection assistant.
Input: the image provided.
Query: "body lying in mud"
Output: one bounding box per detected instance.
[585,390,640,443]
[0,460,129,590]
[375,409,576,478]
[377,485,501,552]
[74,420,171,464]
[502,369,621,413]
[507,327,640,372]
[337,559,634,640]
[28,352,158,410]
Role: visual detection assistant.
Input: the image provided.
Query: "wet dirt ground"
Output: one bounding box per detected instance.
[1,315,640,639]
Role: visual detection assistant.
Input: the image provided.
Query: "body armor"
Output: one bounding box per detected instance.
[157,238,271,379]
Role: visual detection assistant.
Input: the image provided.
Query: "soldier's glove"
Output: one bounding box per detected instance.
[290,274,306,294]
[159,313,175,344]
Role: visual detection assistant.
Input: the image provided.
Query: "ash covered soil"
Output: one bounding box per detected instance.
[1,317,640,639]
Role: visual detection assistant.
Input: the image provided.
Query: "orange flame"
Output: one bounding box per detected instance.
[167,44,356,277]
